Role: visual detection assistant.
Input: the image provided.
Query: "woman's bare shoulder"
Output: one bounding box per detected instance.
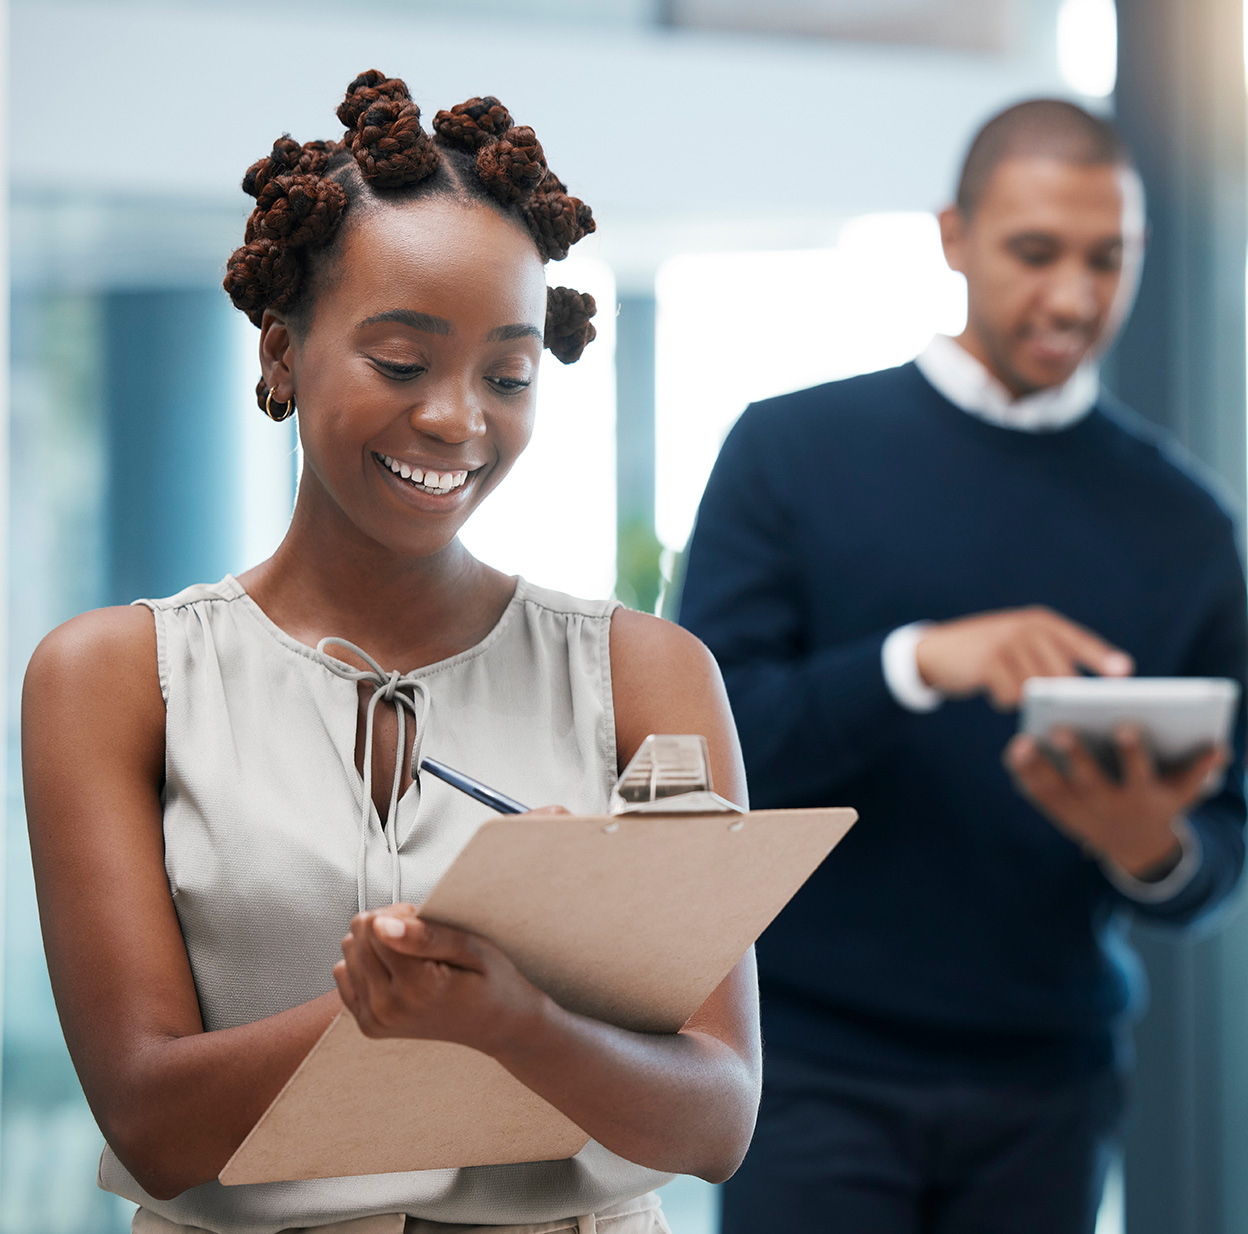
[24,605,162,724]
[608,608,745,803]
[609,606,719,679]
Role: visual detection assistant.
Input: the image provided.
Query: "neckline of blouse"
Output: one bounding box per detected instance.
[218,572,529,683]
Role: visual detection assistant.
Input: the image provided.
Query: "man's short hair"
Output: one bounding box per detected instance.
[955,99,1133,216]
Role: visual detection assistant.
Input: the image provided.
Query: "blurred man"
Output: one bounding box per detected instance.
[679,100,1247,1233]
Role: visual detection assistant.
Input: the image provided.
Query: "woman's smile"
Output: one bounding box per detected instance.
[372,450,480,507]
[268,195,548,561]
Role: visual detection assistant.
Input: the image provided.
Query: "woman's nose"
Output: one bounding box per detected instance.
[408,380,486,444]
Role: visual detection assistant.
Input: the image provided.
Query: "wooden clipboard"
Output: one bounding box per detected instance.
[219,806,856,1184]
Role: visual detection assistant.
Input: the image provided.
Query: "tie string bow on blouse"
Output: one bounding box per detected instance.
[316,637,432,913]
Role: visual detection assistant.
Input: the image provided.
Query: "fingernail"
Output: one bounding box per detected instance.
[1104,653,1132,676]
[374,916,406,939]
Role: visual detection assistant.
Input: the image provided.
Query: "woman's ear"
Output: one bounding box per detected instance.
[259,310,297,399]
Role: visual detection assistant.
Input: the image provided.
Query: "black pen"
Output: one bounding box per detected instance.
[419,756,531,814]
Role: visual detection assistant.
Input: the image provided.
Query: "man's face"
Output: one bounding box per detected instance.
[940,157,1145,397]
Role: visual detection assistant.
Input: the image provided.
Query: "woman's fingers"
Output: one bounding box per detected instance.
[372,915,489,972]
[332,957,359,1015]
[338,931,385,1031]
[377,901,421,919]
[348,913,401,988]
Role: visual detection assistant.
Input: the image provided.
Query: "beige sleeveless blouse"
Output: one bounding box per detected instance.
[98,575,674,1234]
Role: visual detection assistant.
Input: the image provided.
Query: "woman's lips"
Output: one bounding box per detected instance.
[375,452,478,496]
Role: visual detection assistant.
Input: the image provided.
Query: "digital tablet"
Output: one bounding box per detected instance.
[1020,677,1240,777]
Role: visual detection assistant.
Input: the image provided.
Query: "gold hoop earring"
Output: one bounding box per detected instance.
[264,390,296,422]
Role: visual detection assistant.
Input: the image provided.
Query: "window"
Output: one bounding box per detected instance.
[461,256,617,600]
[655,214,967,553]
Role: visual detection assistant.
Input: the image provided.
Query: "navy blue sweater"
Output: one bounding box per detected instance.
[679,362,1248,1082]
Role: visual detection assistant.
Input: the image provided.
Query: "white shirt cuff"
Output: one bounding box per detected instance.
[1101,817,1203,904]
[881,622,944,713]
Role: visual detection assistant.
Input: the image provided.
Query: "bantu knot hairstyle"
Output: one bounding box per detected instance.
[432,96,513,151]
[224,71,598,409]
[545,287,598,365]
[338,70,439,188]
[526,172,596,262]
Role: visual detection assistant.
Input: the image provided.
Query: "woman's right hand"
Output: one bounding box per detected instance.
[334,907,549,1055]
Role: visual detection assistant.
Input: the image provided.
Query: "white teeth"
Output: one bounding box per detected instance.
[379,454,470,492]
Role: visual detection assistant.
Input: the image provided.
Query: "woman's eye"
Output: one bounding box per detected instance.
[488,376,532,394]
[372,359,425,380]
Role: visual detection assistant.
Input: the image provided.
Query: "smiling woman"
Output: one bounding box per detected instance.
[260,194,552,566]
[19,70,759,1234]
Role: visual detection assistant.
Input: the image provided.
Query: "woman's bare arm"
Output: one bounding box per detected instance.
[336,609,761,1182]
[23,607,340,1200]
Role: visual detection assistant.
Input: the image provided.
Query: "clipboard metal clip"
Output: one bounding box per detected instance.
[609,734,746,816]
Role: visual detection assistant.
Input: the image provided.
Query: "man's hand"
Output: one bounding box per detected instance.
[1005,725,1226,877]
[915,606,1133,710]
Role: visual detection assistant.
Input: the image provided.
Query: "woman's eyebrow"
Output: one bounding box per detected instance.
[488,323,544,342]
[358,309,453,335]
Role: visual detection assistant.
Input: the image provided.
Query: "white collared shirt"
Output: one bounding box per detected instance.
[912,332,1100,434]
[881,337,1196,900]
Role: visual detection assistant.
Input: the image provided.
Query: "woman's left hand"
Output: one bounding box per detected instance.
[333,904,547,1054]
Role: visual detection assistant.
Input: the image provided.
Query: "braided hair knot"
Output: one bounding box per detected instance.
[545,286,597,365]
[349,97,439,187]
[223,238,301,327]
[245,174,347,248]
[243,136,339,200]
[525,172,596,263]
[336,70,408,129]
[292,139,339,176]
[477,126,547,206]
[243,138,300,198]
[339,72,439,187]
[432,96,514,151]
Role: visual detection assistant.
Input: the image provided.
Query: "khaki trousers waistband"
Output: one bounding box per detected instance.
[133,1191,668,1234]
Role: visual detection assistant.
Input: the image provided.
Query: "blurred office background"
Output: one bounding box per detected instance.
[1,0,1245,1230]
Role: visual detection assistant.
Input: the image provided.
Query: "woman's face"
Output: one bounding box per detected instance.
[272,196,549,559]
